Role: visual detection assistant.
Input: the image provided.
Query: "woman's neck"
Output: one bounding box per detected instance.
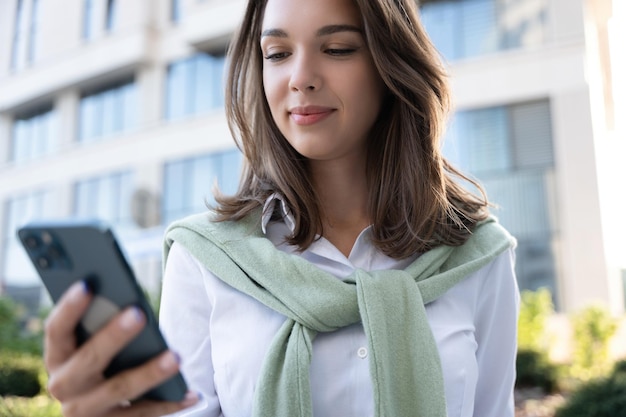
[309,158,371,257]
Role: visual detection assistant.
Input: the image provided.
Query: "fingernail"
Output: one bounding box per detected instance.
[181,391,201,406]
[68,281,89,302]
[119,307,145,330]
[159,351,180,371]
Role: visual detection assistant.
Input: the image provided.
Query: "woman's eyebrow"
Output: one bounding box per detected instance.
[261,28,288,39]
[260,24,362,39]
[316,24,362,36]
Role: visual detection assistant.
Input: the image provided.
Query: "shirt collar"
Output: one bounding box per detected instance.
[262,193,296,235]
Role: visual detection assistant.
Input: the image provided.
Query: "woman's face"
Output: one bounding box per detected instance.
[260,0,385,165]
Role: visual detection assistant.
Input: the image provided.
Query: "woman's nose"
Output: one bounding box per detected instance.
[288,52,322,92]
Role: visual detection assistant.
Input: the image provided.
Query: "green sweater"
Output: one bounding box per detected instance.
[164,210,515,417]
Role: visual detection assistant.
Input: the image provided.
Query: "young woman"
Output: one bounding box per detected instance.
[43,0,519,416]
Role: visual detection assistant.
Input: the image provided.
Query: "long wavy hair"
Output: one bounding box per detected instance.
[215,0,490,259]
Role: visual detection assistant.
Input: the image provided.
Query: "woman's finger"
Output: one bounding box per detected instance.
[48,306,147,400]
[60,351,186,417]
[114,392,200,417]
[61,392,199,417]
[44,281,93,372]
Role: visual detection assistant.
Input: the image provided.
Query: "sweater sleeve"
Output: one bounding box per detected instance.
[160,242,221,417]
[473,247,520,417]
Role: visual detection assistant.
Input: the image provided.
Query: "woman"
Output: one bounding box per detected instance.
[44,0,519,416]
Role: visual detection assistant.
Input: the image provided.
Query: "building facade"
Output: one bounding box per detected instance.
[0,0,623,314]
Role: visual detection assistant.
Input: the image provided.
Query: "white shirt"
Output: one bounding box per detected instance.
[160,195,520,417]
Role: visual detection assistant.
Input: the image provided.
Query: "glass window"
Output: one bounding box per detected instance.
[165,60,188,119]
[162,149,243,225]
[78,80,137,142]
[11,106,57,163]
[11,0,27,70]
[27,0,41,63]
[461,0,498,57]
[443,99,556,297]
[420,1,459,60]
[165,53,227,120]
[105,0,117,32]
[420,0,547,61]
[74,171,135,228]
[83,0,97,40]
[510,100,554,169]
[171,0,181,22]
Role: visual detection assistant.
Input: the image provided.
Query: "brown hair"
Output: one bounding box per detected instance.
[215,0,490,259]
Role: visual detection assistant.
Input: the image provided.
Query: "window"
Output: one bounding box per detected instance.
[443,99,557,299]
[165,52,226,120]
[74,171,135,228]
[420,0,548,61]
[83,0,97,40]
[444,100,553,174]
[171,0,181,22]
[11,105,57,163]
[11,0,27,70]
[2,190,55,289]
[27,0,40,63]
[105,0,117,32]
[162,149,242,225]
[78,80,137,142]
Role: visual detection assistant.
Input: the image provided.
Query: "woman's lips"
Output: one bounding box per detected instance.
[289,107,336,126]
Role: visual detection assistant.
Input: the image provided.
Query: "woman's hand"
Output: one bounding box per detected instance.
[44,281,199,417]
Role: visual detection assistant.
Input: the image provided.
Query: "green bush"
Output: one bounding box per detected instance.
[0,395,62,417]
[555,361,626,417]
[516,348,560,393]
[0,297,43,356]
[570,304,618,381]
[518,288,554,352]
[0,353,43,398]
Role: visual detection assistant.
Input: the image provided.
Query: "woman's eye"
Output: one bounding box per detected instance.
[326,48,358,56]
[264,51,290,61]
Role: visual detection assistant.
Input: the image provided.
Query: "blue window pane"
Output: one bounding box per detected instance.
[461,0,498,58]
[465,107,510,174]
[211,55,227,108]
[117,83,137,132]
[219,150,243,195]
[106,0,116,31]
[83,0,95,40]
[420,0,547,61]
[420,2,459,60]
[171,0,181,22]
[194,54,214,114]
[11,108,56,163]
[12,119,29,162]
[163,150,242,223]
[164,162,186,213]
[75,180,95,216]
[101,90,116,137]
[193,155,218,206]
[32,113,45,157]
[12,0,28,70]
[28,0,41,63]
[79,81,136,141]
[74,172,134,226]
[166,61,188,119]
[80,95,99,141]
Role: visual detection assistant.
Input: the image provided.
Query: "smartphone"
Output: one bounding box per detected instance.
[17,219,188,402]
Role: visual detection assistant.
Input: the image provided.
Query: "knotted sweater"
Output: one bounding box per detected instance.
[163,210,515,417]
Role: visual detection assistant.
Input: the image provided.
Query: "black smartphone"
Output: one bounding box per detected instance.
[17,219,188,402]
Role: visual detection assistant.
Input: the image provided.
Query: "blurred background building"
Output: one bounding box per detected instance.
[0,0,623,314]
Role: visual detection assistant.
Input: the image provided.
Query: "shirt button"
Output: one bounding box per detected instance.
[357,347,368,359]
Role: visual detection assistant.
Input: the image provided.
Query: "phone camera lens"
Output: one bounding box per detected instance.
[37,256,50,269]
[47,245,62,260]
[24,235,40,249]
